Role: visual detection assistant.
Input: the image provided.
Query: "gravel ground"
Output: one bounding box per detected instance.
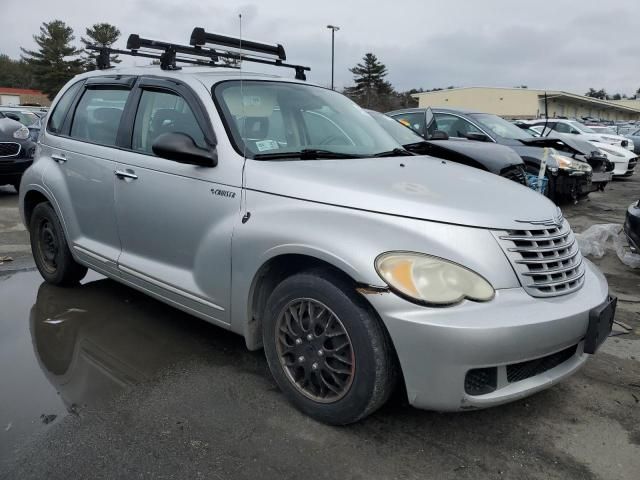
[0,178,638,480]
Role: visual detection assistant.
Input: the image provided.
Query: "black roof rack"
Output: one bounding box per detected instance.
[86,28,310,80]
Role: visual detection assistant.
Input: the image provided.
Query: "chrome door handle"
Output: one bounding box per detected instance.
[114,170,138,180]
[52,154,66,164]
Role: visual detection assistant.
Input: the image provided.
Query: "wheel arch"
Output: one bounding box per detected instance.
[23,188,53,231]
[244,253,366,351]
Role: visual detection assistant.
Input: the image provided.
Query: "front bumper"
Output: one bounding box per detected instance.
[551,171,592,198]
[365,259,609,411]
[611,157,636,177]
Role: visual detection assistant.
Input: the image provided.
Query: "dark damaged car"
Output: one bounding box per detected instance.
[387,107,598,203]
[367,109,528,185]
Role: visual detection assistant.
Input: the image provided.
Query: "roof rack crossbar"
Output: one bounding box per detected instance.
[86,45,221,70]
[190,27,286,60]
[189,27,309,80]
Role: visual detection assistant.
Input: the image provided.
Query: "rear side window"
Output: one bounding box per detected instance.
[132,89,207,155]
[553,122,571,134]
[70,88,130,146]
[48,81,83,134]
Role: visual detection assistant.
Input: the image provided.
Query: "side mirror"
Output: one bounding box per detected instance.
[464,132,490,142]
[570,129,579,135]
[431,130,449,140]
[152,132,217,167]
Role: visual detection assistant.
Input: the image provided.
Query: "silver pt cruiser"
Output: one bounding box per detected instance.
[19,61,615,424]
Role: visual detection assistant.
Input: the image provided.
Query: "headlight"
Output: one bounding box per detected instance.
[13,126,30,140]
[375,252,495,306]
[552,154,592,172]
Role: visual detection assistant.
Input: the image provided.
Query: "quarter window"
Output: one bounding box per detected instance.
[132,89,207,155]
[48,81,83,134]
[70,88,130,146]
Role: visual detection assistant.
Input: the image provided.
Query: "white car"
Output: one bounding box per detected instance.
[528,125,636,177]
[528,119,634,151]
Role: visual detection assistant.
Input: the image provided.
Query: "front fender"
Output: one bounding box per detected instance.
[231,190,520,346]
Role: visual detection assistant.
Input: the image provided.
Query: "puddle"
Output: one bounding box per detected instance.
[0,270,222,462]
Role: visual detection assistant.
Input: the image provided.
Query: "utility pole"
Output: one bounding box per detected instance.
[326,25,340,90]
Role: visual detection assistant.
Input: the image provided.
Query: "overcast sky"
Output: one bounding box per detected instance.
[1,0,638,95]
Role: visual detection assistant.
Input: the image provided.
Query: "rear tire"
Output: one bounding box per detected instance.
[262,268,397,425]
[30,202,88,285]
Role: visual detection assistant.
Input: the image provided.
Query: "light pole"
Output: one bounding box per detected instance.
[327,25,340,90]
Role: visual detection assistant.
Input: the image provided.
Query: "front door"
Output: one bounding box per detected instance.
[114,78,240,325]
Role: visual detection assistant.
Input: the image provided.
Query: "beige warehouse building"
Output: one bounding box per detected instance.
[412,87,640,121]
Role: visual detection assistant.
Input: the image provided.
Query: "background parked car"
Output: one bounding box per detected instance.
[527,125,636,178]
[387,107,594,203]
[0,116,36,192]
[625,199,640,253]
[366,109,528,185]
[527,119,634,151]
[0,107,42,142]
[622,127,640,154]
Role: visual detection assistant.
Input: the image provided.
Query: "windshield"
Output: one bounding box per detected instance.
[367,110,424,145]
[569,121,596,133]
[213,81,401,159]
[468,113,532,140]
[1,110,38,127]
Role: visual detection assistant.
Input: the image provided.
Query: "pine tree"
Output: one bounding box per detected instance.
[81,23,121,70]
[21,20,83,100]
[0,54,35,89]
[345,53,394,109]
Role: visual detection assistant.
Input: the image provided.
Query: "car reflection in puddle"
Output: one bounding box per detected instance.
[30,278,235,413]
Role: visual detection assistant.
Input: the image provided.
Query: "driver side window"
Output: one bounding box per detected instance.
[433,113,482,138]
[132,89,207,155]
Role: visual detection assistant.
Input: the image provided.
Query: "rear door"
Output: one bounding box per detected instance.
[42,76,136,275]
[113,77,240,325]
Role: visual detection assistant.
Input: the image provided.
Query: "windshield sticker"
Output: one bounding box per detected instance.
[255,139,280,152]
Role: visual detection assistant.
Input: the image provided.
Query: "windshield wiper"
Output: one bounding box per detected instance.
[253,149,366,160]
[373,148,413,157]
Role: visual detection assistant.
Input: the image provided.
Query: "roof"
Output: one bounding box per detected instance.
[412,87,640,114]
[0,87,46,96]
[75,65,305,86]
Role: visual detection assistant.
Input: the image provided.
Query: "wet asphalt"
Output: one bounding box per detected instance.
[0,180,639,480]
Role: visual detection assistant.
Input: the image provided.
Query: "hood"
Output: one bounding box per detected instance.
[423,139,524,172]
[245,156,559,230]
[594,141,637,161]
[522,135,604,158]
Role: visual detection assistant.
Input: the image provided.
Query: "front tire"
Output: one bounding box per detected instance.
[30,202,87,285]
[262,268,397,425]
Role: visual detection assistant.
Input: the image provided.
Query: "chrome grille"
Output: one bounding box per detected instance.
[493,220,585,297]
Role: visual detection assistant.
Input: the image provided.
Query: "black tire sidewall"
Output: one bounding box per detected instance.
[263,271,391,425]
[30,203,87,285]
